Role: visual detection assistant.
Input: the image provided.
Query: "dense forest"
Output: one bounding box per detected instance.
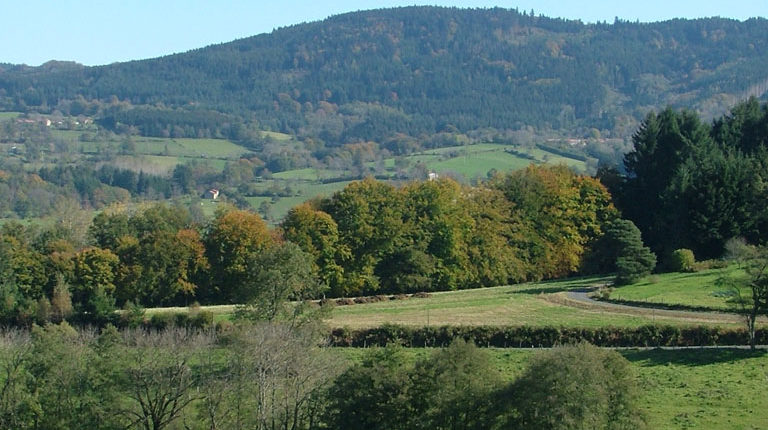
[1,7,768,144]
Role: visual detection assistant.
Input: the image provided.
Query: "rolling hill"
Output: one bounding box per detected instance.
[1,7,768,141]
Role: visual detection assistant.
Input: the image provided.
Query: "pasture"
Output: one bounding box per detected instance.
[607,267,740,311]
[326,275,749,329]
[149,273,755,329]
[0,111,22,120]
[396,143,588,179]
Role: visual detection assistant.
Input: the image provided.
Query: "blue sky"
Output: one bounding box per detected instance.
[3,0,766,66]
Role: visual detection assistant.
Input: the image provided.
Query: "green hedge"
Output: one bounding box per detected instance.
[535,143,589,162]
[329,324,767,348]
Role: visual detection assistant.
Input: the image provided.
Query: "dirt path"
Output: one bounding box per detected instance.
[545,287,759,325]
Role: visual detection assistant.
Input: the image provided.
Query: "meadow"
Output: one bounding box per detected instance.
[147,273,753,329]
[0,112,21,120]
[607,267,740,311]
[326,274,753,329]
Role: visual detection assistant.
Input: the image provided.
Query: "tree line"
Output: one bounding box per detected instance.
[1,163,654,326]
[610,97,768,263]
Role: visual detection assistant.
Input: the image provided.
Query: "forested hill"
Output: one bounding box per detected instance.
[2,7,768,139]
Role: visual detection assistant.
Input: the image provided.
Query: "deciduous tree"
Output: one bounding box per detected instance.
[204,208,273,303]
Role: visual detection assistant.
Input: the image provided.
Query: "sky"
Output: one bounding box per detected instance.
[3,0,767,66]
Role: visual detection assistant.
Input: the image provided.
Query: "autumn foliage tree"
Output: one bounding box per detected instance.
[490,165,618,280]
[204,207,274,303]
[281,204,349,296]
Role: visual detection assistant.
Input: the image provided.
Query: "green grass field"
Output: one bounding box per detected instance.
[79,136,249,159]
[261,131,293,141]
[609,267,740,311]
[327,276,747,329]
[335,347,768,430]
[0,112,22,120]
[49,129,84,141]
[402,143,588,179]
[422,150,534,178]
[112,155,229,174]
[148,274,751,329]
[272,168,349,181]
[135,137,248,158]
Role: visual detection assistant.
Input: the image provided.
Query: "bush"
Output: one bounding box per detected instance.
[189,310,215,328]
[667,249,696,272]
[324,340,501,430]
[693,259,728,271]
[120,301,146,328]
[498,343,646,429]
[148,312,175,330]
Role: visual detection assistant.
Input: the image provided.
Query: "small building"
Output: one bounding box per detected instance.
[205,189,220,200]
[428,172,439,181]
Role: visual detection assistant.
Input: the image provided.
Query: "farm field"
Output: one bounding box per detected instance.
[408,144,587,179]
[245,180,356,220]
[0,111,22,120]
[260,130,293,141]
[78,136,251,159]
[608,267,740,311]
[147,273,755,329]
[326,275,751,329]
[335,347,768,430]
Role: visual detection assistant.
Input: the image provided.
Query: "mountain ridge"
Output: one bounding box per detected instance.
[2,6,767,139]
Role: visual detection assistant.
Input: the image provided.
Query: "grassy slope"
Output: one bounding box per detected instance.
[336,347,768,430]
[326,275,744,329]
[608,267,740,311]
[151,274,747,328]
[419,145,586,178]
[0,112,22,120]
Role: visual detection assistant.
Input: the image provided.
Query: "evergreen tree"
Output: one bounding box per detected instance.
[600,219,656,285]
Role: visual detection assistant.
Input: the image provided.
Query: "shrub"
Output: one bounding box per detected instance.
[120,301,146,328]
[667,249,696,272]
[148,312,175,330]
[497,343,646,429]
[324,340,501,430]
[598,286,614,300]
[693,259,728,271]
